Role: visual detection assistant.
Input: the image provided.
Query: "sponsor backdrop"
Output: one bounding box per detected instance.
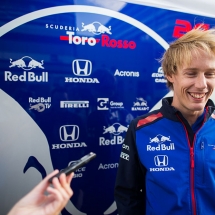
[1,0,215,214]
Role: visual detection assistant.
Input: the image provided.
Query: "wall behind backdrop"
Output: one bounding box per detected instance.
[1,0,215,214]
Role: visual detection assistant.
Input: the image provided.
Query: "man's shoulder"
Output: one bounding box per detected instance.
[131,109,163,130]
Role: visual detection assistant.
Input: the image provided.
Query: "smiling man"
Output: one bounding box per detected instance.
[114,27,215,215]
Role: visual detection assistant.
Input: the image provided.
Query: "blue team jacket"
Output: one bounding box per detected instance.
[115,97,215,215]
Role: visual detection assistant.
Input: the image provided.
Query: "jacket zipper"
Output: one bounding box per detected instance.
[201,141,205,184]
[190,143,196,215]
[177,115,196,215]
[177,109,208,215]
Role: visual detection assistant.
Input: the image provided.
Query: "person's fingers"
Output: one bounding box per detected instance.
[59,173,74,198]
[46,170,60,183]
[26,170,60,196]
[65,172,74,197]
[52,175,71,201]
[67,172,74,184]
[46,186,65,212]
[46,186,63,202]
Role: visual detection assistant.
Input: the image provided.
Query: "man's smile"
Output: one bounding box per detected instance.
[188,92,207,99]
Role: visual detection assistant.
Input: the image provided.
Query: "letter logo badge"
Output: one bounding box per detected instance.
[59,125,79,141]
[154,155,168,166]
[72,59,92,76]
[97,98,109,110]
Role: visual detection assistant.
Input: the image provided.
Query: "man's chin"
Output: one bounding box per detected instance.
[189,104,205,112]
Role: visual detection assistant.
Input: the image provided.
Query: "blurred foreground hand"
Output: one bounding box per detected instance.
[7,170,74,215]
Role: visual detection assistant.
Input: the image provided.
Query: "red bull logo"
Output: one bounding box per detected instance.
[9,56,44,70]
[100,123,128,146]
[147,143,175,151]
[147,134,175,151]
[103,123,128,135]
[5,71,48,82]
[149,134,171,144]
[5,57,48,82]
[81,21,112,35]
[99,136,124,146]
[29,97,51,112]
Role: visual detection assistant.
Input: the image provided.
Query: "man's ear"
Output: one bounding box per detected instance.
[166,74,174,83]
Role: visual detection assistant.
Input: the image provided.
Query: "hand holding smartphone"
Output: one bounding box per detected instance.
[48,152,96,183]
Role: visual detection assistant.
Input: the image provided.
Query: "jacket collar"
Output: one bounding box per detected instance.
[160,97,215,121]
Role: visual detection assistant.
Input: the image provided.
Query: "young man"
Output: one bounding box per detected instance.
[114,27,215,215]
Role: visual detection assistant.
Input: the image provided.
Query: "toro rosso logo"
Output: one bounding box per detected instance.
[103,123,128,135]
[9,56,44,70]
[60,21,136,49]
[149,134,171,144]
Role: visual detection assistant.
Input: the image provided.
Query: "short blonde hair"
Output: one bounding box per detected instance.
[161,27,215,89]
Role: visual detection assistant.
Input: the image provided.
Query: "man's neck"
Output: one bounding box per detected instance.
[182,111,203,126]
[171,104,204,126]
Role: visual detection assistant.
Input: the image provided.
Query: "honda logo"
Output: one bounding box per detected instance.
[72,59,92,76]
[59,125,79,141]
[154,155,168,166]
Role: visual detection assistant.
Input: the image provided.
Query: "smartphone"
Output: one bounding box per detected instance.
[48,152,96,183]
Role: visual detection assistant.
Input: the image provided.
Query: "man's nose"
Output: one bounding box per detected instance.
[195,74,207,89]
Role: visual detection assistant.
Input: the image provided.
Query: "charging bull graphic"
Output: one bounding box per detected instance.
[81,22,96,33]
[161,135,171,142]
[9,58,26,68]
[117,124,128,133]
[149,134,171,144]
[103,123,128,135]
[28,59,44,69]
[103,125,116,134]
[9,56,44,70]
[29,103,46,112]
[0,89,86,215]
[81,22,112,35]
[97,25,111,34]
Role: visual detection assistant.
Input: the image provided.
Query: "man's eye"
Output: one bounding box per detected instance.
[206,73,215,77]
[187,73,196,76]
